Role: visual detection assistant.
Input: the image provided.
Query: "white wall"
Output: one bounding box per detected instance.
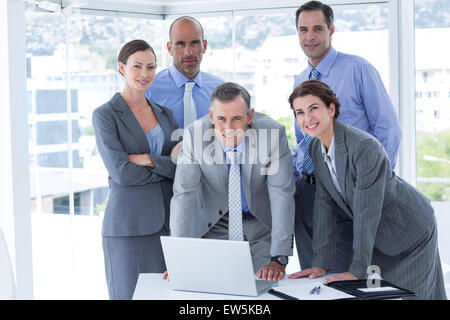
[0,0,34,299]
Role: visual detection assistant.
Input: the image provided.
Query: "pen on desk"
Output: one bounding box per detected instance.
[315,286,321,295]
[309,286,321,295]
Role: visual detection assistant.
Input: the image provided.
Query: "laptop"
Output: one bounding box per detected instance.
[160,236,276,296]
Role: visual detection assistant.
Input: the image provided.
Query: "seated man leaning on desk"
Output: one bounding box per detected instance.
[167,82,295,281]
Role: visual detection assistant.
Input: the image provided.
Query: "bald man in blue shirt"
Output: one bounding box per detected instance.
[292,1,401,272]
[146,16,224,129]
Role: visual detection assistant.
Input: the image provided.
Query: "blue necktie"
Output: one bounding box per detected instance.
[310,68,320,80]
[302,134,314,175]
[302,68,320,175]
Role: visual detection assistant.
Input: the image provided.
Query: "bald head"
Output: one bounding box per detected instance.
[169,16,205,41]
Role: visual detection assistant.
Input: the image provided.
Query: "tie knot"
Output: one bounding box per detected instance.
[185,81,195,92]
[226,150,240,164]
[310,68,320,80]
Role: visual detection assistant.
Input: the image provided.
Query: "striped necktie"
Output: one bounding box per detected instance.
[310,68,320,80]
[302,134,314,175]
[302,68,320,175]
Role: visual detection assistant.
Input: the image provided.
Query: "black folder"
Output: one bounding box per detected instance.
[325,279,416,300]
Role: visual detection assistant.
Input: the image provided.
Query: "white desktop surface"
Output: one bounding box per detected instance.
[133,273,346,300]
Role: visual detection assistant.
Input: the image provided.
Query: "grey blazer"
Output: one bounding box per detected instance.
[170,112,295,256]
[93,93,180,237]
[311,120,435,278]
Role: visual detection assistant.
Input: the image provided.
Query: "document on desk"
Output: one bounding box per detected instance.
[273,281,354,300]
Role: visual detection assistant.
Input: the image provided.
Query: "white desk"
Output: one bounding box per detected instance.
[133,273,351,300]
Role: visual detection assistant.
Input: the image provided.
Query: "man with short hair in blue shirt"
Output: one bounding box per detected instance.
[146,16,224,129]
[292,1,401,272]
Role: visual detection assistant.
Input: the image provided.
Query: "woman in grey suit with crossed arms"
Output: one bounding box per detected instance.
[288,80,446,300]
[93,40,182,299]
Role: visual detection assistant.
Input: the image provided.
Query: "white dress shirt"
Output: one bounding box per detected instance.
[320,136,343,195]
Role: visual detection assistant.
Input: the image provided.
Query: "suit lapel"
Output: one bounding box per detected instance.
[241,130,258,210]
[311,132,349,215]
[333,121,349,203]
[206,129,228,191]
[150,101,171,155]
[112,93,150,153]
[314,147,346,208]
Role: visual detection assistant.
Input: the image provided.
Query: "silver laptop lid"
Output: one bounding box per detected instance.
[160,236,271,296]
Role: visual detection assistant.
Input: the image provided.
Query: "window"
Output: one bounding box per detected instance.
[24,1,448,299]
[26,6,165,299]
[415,0,450,200]
[196,15,233,82]
[233,11,299,150]
[415,0,450,292]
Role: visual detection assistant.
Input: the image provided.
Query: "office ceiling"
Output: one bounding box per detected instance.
[59,0,308,15]
[31,0,384,16]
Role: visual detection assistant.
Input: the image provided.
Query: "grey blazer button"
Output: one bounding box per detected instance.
[219,210,223,215]
[208,222,212,228]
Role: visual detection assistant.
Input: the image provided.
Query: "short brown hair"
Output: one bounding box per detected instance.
[118,39,156,75]
[295,1,334,30]
[288,80,340,119]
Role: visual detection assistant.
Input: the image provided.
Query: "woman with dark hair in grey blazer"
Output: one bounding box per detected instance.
[93,40,182,299]
[288,80,446,300]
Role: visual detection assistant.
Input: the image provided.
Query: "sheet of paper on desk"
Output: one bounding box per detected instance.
[274,281,354,300]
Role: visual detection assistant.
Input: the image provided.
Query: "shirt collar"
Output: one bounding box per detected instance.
[222,137,245,154]
[169,63,203,88]
[307,46,337,78]
[321,135,336,163]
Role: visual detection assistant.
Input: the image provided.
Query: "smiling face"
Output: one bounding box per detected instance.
[297,10,334,67]
[292,94,335,146]
[209,95,254,148]
[118,49,156,92]
[168,19,207,79]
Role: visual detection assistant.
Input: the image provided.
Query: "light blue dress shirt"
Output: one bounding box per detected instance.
[292,47,401,176]
[146,64,224,128]
[222,139,249,212]
[145,123,164,156]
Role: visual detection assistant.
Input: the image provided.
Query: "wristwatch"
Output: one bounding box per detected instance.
[271,255,289,265]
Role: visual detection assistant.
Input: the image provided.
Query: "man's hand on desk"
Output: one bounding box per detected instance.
[162,271,169,281]
[256,261,286,281]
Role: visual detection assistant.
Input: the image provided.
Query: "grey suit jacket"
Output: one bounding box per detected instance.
[170,112,295,256]
[311,120,435,278]
[93,93,180,237]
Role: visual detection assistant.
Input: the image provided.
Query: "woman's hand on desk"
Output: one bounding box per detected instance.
[288,267,326,280]
[162,271,169,281]
[323,272,357,283]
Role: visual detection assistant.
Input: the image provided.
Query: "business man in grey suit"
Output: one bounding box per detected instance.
[169,82,295,281]
[288,81,446,300]
[93,40,181,299]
